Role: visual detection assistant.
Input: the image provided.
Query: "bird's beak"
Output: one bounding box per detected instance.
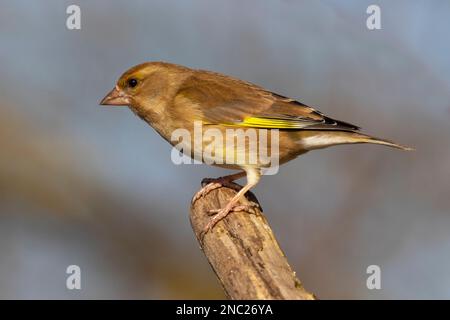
[100,86,130,106]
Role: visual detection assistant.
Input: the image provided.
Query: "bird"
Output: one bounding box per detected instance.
[100,61,412,241]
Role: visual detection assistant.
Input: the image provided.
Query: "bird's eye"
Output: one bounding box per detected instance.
[127,78,138,88]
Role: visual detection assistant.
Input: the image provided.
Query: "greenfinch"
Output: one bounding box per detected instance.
[100,61,412,239]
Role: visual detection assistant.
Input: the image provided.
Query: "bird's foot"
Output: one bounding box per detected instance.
[191,177,243,204]
[199,201,259,243]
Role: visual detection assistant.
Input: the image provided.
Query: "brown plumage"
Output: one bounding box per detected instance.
[100,61,412,240]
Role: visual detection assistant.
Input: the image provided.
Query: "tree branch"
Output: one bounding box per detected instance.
[190,182,315,300]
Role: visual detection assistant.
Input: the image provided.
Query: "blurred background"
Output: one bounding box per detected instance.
[0,0,449,299]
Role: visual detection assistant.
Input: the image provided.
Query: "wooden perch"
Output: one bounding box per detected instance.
[190,182,315,300]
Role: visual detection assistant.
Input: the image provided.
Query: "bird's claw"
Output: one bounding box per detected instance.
[192,178,243,205]
[206,201,259,216]
[191,182,222,204]
[201,177,219,187]
[199,201,260,244]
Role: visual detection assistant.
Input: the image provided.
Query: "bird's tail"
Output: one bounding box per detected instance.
[351,133,414,151]
[300,131,414,151]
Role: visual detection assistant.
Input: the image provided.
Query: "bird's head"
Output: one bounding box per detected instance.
[100,61,189,108]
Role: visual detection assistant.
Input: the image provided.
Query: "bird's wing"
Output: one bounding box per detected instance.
[174,72,360,131]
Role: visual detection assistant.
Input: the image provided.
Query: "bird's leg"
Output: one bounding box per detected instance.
[191,171,246,204]
[200,168,261,243]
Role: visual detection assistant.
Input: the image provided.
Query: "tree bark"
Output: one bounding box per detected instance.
[190,182,315,300]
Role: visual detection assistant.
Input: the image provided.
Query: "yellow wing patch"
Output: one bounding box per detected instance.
[231,116,311,129]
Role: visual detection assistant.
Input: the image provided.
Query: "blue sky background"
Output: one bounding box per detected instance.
[1,0,449,298]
